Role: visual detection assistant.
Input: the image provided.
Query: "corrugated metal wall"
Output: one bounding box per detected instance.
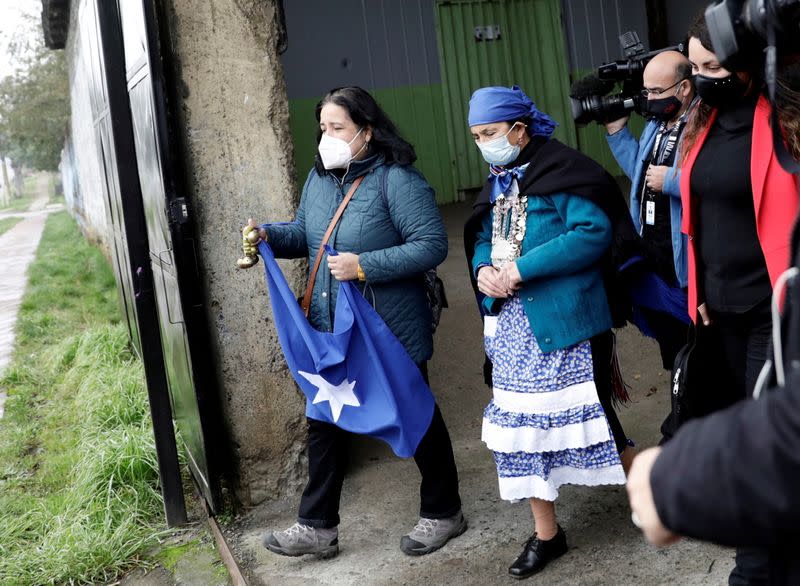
[435,0,577,192]
[561,0,649,174]
[281,0,458,203]
[666,0,708,44]
[562,0,650,70]
[281,0,697,197]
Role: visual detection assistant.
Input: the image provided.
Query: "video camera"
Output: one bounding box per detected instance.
[570,31,684,125]
[705,0,800,70]
[706,0,800,173]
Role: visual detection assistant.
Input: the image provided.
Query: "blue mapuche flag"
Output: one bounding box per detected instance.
[258,241,435,458]
[620,257,691,338]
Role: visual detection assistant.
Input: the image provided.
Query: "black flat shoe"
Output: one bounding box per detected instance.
[508,525,568,579]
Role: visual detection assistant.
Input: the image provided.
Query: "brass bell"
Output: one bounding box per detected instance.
[246,229,260,244]
[236,225,260,269]
[236,256,258,269]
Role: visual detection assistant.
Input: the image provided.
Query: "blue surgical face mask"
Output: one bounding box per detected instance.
[477,123,522,166]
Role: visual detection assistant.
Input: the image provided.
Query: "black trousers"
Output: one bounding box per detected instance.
[709,300,773,585]
[712,299,772,401]
[590,330,629,454]
[297,363,461,529]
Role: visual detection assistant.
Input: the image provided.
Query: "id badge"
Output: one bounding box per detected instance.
[645,200,655,226]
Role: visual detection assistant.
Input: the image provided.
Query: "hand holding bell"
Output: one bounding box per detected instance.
[236,220,262,269]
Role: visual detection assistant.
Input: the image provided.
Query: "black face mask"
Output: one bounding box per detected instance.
[694,73,747,108]
[642,95,683,122]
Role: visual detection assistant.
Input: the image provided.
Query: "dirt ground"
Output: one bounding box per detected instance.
[222,201,734,585]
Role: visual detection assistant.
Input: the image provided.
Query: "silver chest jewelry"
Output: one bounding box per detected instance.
[490,178,528,268]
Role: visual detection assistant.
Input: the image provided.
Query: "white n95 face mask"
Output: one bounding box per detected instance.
[477,123,521,166]
[318,128,364,170]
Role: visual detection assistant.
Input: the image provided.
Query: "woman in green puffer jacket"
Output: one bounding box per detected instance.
[246,87,464,559]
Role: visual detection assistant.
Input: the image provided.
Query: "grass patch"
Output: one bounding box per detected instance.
[48,174,63,205]
[0,173,53,212]
[0,192,35,212]
[22,174,38,193]
[157,539,203,572]
[0,216,22,237]
[0,211,169,585]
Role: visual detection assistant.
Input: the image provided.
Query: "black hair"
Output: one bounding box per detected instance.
[686,10,761,79]
[510,115,535,136]
[681,11,763,165]
[314,86,416,174]
[676,61,693,82]
[687,10,714,54]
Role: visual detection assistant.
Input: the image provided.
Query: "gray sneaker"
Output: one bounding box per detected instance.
[262,522,339,558]
[400,511,468,556]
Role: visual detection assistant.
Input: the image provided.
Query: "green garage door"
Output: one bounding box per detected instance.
[435,0,578,192]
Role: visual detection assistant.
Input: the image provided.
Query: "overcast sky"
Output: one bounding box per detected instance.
[0,0,42,80]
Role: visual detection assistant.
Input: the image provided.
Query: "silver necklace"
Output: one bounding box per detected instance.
[490,178,527,268]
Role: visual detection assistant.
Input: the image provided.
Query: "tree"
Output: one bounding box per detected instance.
[0,51,69,172]
[0,7,69,174]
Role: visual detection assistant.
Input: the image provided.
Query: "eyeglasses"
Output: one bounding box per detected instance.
[640,78,687,98]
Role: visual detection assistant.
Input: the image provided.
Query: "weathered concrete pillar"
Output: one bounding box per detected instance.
[161,0,307,505]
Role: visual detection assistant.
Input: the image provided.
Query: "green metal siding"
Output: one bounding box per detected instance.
[434,0,578,192]
[288,84,457,205]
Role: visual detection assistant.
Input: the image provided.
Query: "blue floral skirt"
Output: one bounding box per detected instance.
[482,297,625,501]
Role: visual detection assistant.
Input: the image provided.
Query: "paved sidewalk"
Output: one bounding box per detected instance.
[0,175,62,418]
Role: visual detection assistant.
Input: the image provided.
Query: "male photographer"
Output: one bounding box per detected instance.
[604,50,697,370]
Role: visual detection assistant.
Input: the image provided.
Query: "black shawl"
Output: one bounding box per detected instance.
[463,136,642,386]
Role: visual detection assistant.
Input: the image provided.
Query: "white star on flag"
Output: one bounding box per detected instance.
[298,371,360,422]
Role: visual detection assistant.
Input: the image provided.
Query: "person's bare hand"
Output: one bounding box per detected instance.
[327,252,360,281]
[645,165,668,192]
[698,302,712,326]
[477,266,508,298]
[247,218,267,241]
[604,115,630,135]
[626,447,682,547]
[499,262,523,294]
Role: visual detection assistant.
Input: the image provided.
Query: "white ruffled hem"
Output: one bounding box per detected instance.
[482,416,613,454]
[491,380,600,414]
[497,465,626,502]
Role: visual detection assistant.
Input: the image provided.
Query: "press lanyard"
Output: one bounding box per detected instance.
[639,113,687,228]
[651,116,684,166]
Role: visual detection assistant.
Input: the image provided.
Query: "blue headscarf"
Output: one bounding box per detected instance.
[467,85,558,138]
[468,85,558,202]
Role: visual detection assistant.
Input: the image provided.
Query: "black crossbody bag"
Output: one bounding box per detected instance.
[660,321,739,442]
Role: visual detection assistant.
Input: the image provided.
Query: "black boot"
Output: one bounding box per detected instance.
[508,525,568,579]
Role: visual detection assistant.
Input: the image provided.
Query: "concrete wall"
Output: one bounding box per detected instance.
[160,0,307,505]
[61,0,110,248]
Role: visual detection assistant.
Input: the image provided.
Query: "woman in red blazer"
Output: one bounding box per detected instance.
[678,13,799,585]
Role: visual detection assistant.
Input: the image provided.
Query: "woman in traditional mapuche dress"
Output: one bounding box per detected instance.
[464,85,633,579]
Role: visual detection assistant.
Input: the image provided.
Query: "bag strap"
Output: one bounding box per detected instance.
[301,175,365,317]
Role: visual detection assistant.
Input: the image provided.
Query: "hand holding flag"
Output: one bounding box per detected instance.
[257,241,435,458]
